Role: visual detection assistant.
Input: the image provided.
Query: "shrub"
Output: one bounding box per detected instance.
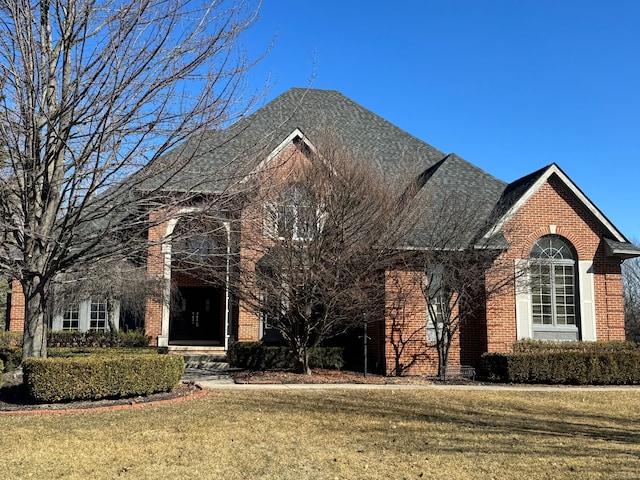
[0,345,162,372]
[512,339,638,353]
[0,331,22,348]
[47,329,151,348]
[23,354,184,402]
[0,347,22,372]
[483,350,640,385]
[48,347,161,358]
[228,342,344,371]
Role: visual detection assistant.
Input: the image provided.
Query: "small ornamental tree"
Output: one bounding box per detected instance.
[192,135,414,374]
[393,191,519,378]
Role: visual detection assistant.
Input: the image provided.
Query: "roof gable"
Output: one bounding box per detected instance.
[483,163,628,243]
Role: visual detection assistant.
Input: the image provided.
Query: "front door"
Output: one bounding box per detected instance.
[170,287,221,343]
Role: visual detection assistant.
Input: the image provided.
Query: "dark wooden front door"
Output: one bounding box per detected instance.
[170,287,221,343]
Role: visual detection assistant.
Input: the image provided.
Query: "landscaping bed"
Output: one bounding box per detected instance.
[231,368,437,385]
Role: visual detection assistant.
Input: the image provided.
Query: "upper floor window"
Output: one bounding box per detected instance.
[530,235,577,328]
[265,184,318,240]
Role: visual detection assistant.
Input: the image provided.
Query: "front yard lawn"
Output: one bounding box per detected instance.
[1,389,638,479]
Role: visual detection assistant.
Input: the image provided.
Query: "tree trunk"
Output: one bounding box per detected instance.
[22,277,49,359]
[437,341,449,380]
[294,347,312,375]
[107,298,118,339]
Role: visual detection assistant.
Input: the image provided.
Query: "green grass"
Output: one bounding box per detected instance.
[1,389,639,479]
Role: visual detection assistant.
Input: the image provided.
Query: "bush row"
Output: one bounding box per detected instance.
[22,354,185,403]
[0,345,162,373]
[0,347,22,372]
[48,330,151,348]
[483,350,640,385]
[0,329,151,349]
[512,339,638,353]
[0,331,22,348]
[227,342,344,370]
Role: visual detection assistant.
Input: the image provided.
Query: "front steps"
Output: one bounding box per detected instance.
[182,354,229,370]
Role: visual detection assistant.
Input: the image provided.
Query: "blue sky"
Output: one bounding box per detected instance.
[242,1,640,241]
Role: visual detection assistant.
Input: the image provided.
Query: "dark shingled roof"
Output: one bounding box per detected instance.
[144,88,447,192]
[141,88,634,252]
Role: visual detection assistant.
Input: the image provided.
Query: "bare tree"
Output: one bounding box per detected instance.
[0,0,261,358]
[199,138,412,374]
[391,191,518,378]
[623,254,640,342]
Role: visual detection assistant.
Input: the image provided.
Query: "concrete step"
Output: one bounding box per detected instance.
[182,354,229,371]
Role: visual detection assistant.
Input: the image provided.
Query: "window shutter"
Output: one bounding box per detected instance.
[515,259,532,339]
[578,260,596,341]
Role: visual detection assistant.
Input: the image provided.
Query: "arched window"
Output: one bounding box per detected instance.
[529,235,579,335]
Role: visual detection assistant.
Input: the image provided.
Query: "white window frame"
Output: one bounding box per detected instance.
[426,293,447,343]
[263,184,324,241]
[89,300,108,331]
[515,238,597,341]
[51,299,120,332]
[61,306,79,331]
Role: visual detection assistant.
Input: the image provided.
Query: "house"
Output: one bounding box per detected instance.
[7,88,640,375]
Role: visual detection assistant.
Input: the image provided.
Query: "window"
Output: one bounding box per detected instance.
[427,292,448,342]
[90,301,108,330]
[529,235,578,333]
[62,306,79,331]
[265,184,318,240]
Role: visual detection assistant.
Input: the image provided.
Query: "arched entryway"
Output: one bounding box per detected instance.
[154,209,233,348]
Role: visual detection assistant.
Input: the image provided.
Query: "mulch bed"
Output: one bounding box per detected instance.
[0,369,202,413]
[231,368,437,385]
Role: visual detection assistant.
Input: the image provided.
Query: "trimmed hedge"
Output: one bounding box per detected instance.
[0,346,164,372]
[0,331,22,348]
[48,330,151,348]
[23,354,185,402]
[0,330,151,349]
[228,342,344,370]
[512,339,638,353]
[0,358,3,387]
[483,348,640,385]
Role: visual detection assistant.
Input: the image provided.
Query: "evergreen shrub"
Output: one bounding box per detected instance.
[483,341,640,384]
[47,329,151,348]
[23,354,184,402]
[228,342,344,370]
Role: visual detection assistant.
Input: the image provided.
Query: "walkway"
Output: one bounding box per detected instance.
[182,357,640,391]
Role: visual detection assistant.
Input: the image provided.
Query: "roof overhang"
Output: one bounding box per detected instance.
[603,238,640,260]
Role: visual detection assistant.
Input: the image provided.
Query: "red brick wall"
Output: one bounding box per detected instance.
[485,174,625,353]
[383,269,460,376]
[8,280,24,333]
